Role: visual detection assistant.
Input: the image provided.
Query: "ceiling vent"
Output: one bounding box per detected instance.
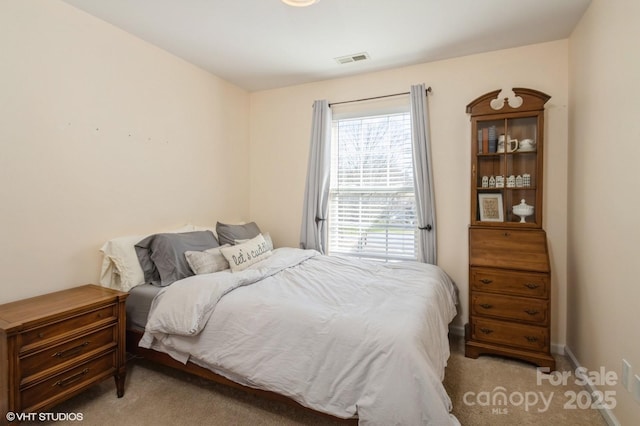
[335,52,370,64]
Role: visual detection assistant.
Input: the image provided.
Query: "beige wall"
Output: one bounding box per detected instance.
[0,1,250,304]
[4,0,635,422]
[568,0,640,424]
[249,41,569,348]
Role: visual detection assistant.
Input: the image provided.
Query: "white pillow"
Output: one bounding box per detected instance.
[220,234,272,272]
[99,225,196,292]
[185,245,230,275]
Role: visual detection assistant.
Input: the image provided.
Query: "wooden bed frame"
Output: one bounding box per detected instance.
[126,329,357,424]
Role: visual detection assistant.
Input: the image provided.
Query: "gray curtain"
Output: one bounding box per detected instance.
[300,100,331,253]
[410,84,436,264]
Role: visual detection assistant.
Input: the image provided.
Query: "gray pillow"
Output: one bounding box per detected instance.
[216,222,261,246]
[135,231,219,286]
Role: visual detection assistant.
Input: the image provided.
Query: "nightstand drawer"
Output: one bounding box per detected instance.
[20,304,116,350]
[471,294,549,325]
[20,325,117,380]
[470,267,549,299]
[20,350,116,412]
[471,318,549,352]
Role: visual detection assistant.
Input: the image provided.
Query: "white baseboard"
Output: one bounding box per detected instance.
[564,345,621,426]
[551,342,565,355]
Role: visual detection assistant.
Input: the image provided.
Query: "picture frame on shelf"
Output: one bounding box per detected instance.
[478,193,504,222]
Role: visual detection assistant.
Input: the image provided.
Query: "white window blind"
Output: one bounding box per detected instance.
[328,111,417,261]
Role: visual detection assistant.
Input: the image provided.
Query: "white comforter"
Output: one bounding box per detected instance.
[140,247,459,425]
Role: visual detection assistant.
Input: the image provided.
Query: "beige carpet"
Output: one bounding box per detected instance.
[27,336,608,425]
[444,336,607,426]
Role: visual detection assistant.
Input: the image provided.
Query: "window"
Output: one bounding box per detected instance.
[328,111,417,261]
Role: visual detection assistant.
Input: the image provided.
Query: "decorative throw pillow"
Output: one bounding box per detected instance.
[220,234,272,272]
[216,221,261,246]
[185,245,230,275]
[135,231,219,286]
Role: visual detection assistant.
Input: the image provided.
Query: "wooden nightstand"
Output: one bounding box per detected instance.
[0,285,128,420]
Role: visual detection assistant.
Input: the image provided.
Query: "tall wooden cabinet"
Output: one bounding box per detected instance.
[465,88,555,370]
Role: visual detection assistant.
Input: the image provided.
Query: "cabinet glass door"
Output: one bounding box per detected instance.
[468,88,549,229]
[504,116,539,225]
[472,115,542,227]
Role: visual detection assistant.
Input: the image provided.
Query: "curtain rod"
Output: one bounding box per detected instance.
[328,86,431,107]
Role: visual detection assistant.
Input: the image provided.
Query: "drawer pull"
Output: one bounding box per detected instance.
[524,309,540,316]
[479,303,493,309]
[524,336,538,343]
[479,327,494,335]
[524,283,540,289]
[503,232,511,237]
[52,341,91,359]
[38,332,44,338]
[480,279,493,285]
[52,368,89,388]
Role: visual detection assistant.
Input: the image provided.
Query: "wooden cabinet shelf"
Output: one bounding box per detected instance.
[477,152,538,157]
[465,88,555,371]
[475,187,538,190]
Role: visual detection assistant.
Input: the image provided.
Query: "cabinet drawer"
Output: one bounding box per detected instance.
[471,294,549,325]
[470,267,549,298]
[471,318,549,352]
[20,351,116,412]
[20,325,117,380]
[20,304,116,350]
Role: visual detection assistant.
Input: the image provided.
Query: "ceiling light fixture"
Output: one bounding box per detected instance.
[281,0,320,7]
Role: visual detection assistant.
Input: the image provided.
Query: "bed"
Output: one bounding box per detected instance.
[101,224,460,425]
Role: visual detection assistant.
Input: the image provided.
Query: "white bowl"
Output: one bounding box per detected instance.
[513,205,534,215]
[518,138,536,152]
[513,199,533,223]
